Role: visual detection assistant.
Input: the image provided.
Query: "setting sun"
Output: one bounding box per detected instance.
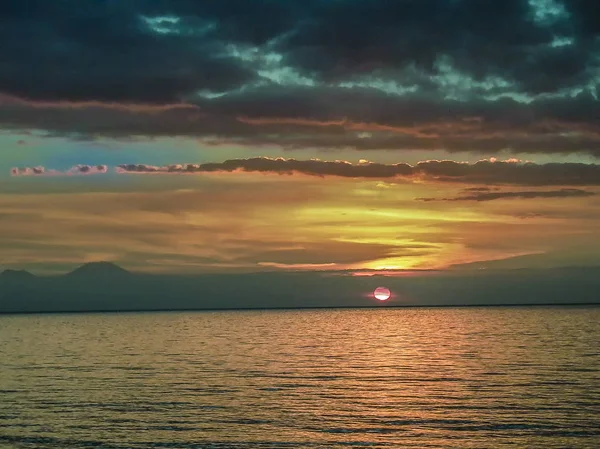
[373,287,391,301]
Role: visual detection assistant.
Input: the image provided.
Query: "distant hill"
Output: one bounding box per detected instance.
[66,261,131,278]
[1,264,599,314]
[0,269,35,280]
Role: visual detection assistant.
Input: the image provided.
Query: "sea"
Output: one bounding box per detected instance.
[0,306,598,449]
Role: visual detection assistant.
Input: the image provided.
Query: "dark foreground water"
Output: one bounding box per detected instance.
[0,307,599,449]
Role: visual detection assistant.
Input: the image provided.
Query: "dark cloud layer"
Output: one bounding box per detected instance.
[2,89,600,155]
[109,157,600,186]
[417,188,595,202]
[0,1,599,154]
[12,157,600,186]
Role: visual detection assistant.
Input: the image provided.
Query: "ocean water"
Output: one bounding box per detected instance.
[0,307,598,449]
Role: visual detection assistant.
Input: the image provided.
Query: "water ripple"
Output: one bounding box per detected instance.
[0,306,599,448]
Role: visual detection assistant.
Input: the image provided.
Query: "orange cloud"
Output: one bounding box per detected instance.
[237,115,485,138]
[2,170,599,274]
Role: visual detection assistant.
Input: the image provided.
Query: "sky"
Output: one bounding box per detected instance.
[1,0,600,275]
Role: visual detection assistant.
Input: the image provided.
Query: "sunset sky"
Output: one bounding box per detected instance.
[2,0,600,275]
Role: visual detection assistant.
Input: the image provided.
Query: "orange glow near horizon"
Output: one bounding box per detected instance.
[1,169,599,274]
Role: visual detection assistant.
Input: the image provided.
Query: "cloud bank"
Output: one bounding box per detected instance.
[0,1,599,154]
[12,158,600,186]
[112,158,600,186]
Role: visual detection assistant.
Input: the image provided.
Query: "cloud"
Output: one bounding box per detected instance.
[244,240,436,266]
[417,188,596,202]
[462,187,499,192]
[2,87,600,155]
[0,1,598,154]
[0,187,431,274]
[2,0,597,99]
[0,2,257,103]
[116,159,413,178]
[11,165,108,176]
[13,157,600,186]
[2,172,600,274]
[115,158,600,186]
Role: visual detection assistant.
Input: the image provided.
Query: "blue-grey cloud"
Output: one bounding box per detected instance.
[11,165,108,177]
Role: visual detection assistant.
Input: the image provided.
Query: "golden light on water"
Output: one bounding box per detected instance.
[373,286,391,301]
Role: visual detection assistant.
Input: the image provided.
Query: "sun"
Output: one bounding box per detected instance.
[373,286,391,301]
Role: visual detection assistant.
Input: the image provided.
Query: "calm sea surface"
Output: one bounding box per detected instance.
[0,307,599,448]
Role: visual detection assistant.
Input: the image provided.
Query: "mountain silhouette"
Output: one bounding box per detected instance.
[0,265,599,314]
[66,261,131,278]
[0,269,35,280]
